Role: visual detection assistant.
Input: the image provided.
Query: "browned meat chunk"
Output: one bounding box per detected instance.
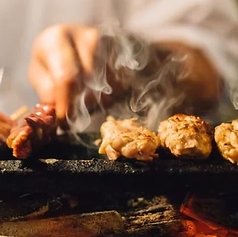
[214,120,238,164]
[98,116,160,161]
[6,104,57,159]
[158,114,213,159]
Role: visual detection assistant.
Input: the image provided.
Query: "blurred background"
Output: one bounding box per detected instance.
[0,0,237,119]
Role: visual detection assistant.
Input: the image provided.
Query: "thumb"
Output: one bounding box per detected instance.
[72,26,99,75]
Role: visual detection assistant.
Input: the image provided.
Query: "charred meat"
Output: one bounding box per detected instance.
[6,104,57,159]
[98,116,160,161]
[158,114,213,159]
[214,120,238,164]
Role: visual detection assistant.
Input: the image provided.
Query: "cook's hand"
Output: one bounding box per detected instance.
[153,41,223,114]
[28,24,99,124]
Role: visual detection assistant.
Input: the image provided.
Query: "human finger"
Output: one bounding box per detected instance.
[32,25,81,120]
[28,58,55,105]
[71,25,99,75]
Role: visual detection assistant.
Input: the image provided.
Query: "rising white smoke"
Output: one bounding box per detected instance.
[67,26,188,135]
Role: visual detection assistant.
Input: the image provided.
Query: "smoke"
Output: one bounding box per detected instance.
[67,26,187,136]
[129,56,187,130]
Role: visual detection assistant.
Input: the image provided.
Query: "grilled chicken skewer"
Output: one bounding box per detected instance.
[99,116,160,161]
[158,114,213,159]
[214,119,238,164]
[6,103,57,159]
[0,106,29,144]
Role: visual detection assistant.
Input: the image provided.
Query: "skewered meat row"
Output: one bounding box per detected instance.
[214,120,238,164]
[1,103,237,165]
[158,114,213,159]
[98,116,160,161]
[6,103,57,159]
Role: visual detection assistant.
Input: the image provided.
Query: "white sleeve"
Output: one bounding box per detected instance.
[125,0,238,109]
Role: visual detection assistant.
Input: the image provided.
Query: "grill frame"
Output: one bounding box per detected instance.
[0,133,238,194]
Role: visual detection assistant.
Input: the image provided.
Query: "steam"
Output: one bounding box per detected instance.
[67,90,91,132]
[129,55,187,130]
[230,88,238,109]
[67,26,187,136]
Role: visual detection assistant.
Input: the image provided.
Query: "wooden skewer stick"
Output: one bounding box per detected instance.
[10,106,29,121]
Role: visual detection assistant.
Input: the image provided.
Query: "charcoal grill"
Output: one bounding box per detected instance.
[1,133,238,236]
[0,133,237,194]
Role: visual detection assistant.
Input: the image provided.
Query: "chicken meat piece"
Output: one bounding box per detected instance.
[6,103,57,159]
[158,114,213,159]
[98,116,160,161]
[214,119,238,164]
